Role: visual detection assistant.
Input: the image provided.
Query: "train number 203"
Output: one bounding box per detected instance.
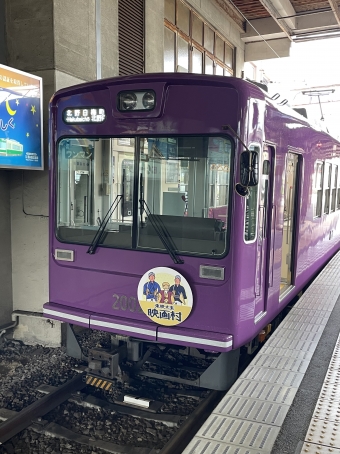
[112,294,143,312]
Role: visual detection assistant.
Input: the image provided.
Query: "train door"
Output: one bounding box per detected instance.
[280,152,299,296]
[254,145,273,318]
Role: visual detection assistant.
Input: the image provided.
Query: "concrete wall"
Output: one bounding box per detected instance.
[5,0,54,72]
[53,1,97,81]
[0,171,13,326]
[145,0,164,73]
[54,0,119,81]
[0,1,12,327]
[0,0,6,64]
[5,0,86,345]
[5,0,120,345]
[245,38,290,62]
[1,0,54,334]
[101,0,119,78]
[11,170,49,313]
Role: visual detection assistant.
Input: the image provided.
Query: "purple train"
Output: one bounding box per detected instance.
[44,74,340,390]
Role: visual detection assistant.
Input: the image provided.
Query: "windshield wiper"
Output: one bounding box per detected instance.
[139,173,183,264]
[139,197,184,265]
[87,195,123,254]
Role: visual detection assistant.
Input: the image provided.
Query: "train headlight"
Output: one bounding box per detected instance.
[142,91,155,109]
[118,90,156,112]
[119,92,137,111]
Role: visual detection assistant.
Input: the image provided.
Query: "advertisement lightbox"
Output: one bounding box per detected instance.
[0,64,43,170]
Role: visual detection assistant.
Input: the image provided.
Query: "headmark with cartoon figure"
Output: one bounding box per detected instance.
[137,267,193,326]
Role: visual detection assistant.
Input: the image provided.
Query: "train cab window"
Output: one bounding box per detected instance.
[331,165,338,212]
[57,137,135,249]
[56,135,232,258]
[314,161,324,217]
[324,163,331,214]
[138,136,232,257]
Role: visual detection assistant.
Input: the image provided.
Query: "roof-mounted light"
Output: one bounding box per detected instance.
[142,92,155,109]
[119,92,137,111]
[118,90,155,112]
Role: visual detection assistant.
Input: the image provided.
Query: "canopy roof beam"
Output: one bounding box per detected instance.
[328,0,340,26]
[258,0,293,39]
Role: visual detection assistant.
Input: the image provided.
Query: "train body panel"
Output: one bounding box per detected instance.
[45,73,340,363]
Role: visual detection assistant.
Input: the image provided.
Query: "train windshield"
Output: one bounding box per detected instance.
[56,136,231,257]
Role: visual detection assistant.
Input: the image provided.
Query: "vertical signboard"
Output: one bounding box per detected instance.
[0,64,43,170]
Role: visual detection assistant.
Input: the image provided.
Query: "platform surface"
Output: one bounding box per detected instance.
[183,251,340,454]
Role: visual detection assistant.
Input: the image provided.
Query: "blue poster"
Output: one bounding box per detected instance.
[0,64,43,170]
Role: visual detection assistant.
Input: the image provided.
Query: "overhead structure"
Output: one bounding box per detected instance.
[216,0,340,60]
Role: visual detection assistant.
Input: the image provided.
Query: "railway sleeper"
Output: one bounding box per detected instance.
[0,409,156,454]
[37,384,182,427]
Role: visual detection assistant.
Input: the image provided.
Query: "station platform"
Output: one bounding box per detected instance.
[183,251,340,454]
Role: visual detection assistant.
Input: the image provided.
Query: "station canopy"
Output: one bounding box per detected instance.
[221,0,340,60]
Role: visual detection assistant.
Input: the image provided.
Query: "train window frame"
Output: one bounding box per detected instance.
[54,134,235,260]
[137,134,234,259]
[314,160,324,218]
[243,143,261,244]
[324,162,332,215]
[337,165,340,211]
[54,136,137,252]
[331,164,338,212]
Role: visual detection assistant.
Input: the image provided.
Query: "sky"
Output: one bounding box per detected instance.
[257,37,340,87]
[253,37,340,138]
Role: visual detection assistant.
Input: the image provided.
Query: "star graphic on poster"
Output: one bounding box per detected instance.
[31,105,36,114]
[15,99,19,106]
[26,132,30,137]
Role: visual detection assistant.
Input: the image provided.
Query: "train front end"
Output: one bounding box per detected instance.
[44,74,253,389]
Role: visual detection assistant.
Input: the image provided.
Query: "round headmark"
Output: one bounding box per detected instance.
[137,267,193,326]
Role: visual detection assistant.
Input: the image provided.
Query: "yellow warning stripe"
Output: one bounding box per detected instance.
[86,376,112,390]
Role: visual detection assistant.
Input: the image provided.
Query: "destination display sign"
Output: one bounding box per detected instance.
[63,107,106,124]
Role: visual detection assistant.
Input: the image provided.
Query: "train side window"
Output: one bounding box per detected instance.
[331,165,338,212]
[244,145,260,242]
[314,161,324,218]
[324,163,331,215]
[262,160,270,215]
[244,186,258,241]
[338,170,340,211]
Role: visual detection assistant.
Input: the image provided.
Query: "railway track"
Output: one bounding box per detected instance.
[0,369,224,453]
[0,373,86,445]
[0,330,292,452]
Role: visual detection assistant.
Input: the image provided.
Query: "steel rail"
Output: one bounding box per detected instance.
[159,389,224,454]
[0,372,86,445]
